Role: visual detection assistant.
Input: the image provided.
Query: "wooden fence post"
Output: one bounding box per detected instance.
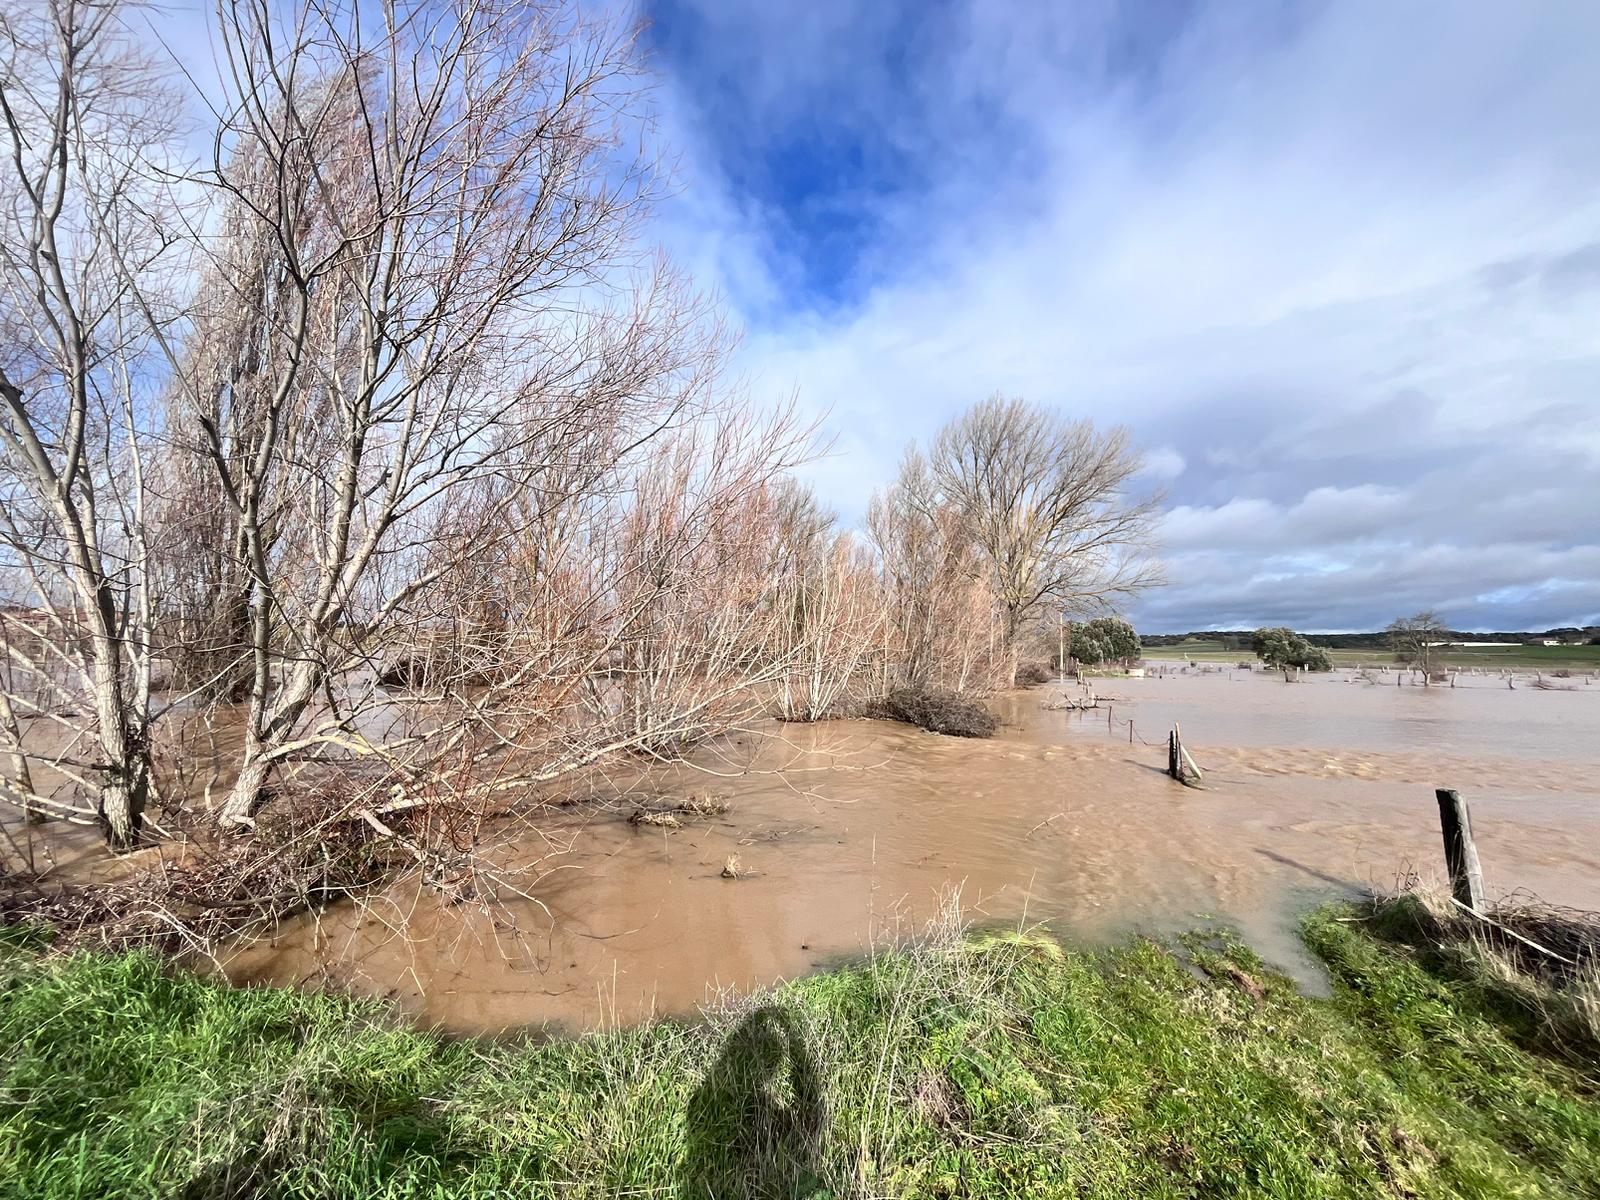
[1167,723,1203,784]
[1435,788,1485,911]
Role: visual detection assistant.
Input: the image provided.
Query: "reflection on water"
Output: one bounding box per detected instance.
[218,670,1600,1033]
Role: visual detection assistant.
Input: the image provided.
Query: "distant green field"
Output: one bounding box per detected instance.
[1141,639,1600,671]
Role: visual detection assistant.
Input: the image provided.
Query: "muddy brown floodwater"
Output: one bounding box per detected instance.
[223,669,1600,1034]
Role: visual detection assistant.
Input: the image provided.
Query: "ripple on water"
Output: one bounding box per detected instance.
[218,672,1600,1033]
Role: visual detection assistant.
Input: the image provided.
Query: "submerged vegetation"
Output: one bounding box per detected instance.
[868,687,1002,739]
[2,897,1597,1199]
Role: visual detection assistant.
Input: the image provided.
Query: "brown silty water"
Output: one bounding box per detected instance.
[219,668,1600,1034]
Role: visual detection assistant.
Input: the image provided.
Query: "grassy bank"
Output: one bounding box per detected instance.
[2,905,1597,1199]
[1142,639,1600,671]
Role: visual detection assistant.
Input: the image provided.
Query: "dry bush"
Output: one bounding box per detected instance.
[771,525,886,723]
[1373,887,1600,1063]
[1014,662,1053,688]
[869,688,1000,739]
[867,452,1009,695]
[0,785,395,957]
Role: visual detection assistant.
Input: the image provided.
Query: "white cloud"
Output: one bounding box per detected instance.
[643,0,1600,630]
[1140,447,1187,482]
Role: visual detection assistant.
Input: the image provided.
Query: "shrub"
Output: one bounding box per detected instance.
[1014,661,1052,688]
[869,687,999,738]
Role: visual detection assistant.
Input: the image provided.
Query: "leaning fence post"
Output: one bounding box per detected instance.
[1435,788,1485,911]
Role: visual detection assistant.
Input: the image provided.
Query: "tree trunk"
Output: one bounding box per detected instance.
[99,767,149,851]
[0,685,40,825]
[220,739,272,826]
[220,658,320,826]
[90,649,147,850]
[213,588,256,703]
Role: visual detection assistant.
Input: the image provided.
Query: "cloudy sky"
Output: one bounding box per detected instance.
[637,0,1600,633]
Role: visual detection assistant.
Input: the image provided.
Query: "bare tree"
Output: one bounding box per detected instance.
[134,0,711,827]
[600,423,801,751]
[1387,610,1448,678]
[348,400,819,819]
[867,450,1007,694]
[0,0,186,846]
[930,395,1160,675]
[767,484,885,722]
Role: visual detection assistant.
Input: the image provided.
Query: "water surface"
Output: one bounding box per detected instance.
[224,669,1600,1033]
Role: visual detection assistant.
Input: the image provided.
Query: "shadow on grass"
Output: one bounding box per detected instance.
[680,1005,825,1199]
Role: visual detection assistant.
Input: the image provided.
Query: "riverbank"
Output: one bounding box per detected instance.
[3,899,1596,1198]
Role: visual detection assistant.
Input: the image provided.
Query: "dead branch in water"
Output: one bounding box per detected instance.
[1026,812,1067,837]
[1040,695,1100,711]
[0,768,557,960]
[0,790,391,958]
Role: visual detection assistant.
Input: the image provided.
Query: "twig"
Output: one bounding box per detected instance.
[1448,897,1579,967]
[1026,812,1065,837]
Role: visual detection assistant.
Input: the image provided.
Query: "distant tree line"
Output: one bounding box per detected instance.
[1142,626,1600,649]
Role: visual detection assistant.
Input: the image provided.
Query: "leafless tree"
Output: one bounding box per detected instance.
[337,400,819,824]
[1387,610,1448,678]
[597,411,815,752]
[930,395,1160,675]
[0,0,188,846]
[766,483,884,722]
[129,0,715,827]
[867,450,1007,694]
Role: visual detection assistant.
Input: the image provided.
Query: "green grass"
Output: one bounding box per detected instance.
[2,908,1597,1198]
[1142,639,1600,671]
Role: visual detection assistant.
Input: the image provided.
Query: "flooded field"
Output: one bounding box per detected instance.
[220,668,1600,1034]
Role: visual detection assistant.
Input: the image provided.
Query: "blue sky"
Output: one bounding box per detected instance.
[640,0,1600,633]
